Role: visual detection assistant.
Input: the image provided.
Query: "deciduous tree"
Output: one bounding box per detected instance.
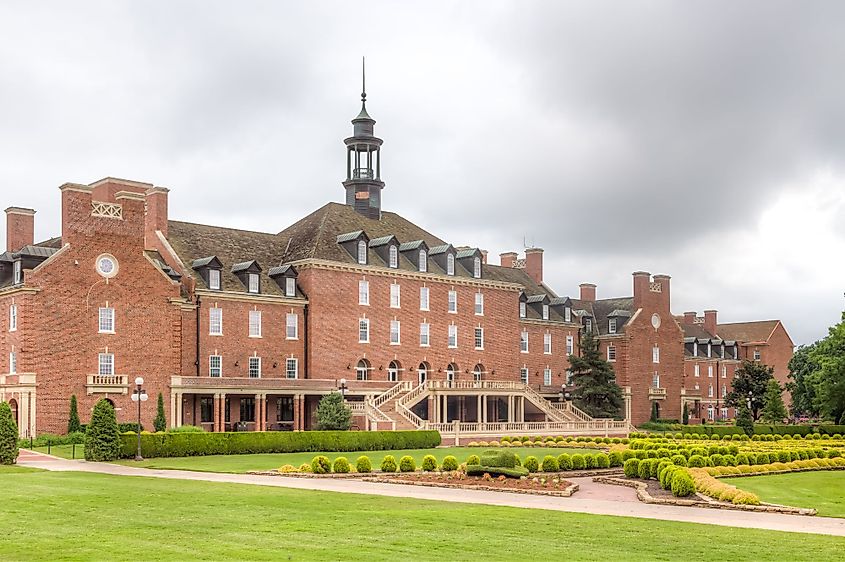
[725,360,774,421]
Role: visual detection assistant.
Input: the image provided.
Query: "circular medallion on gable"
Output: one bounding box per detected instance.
[651,313,661,329]
[96,254,119,278]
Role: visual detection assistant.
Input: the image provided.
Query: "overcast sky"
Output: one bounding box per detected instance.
[1,1,843,345]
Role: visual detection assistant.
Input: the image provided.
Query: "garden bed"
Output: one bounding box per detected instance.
[365,472,579,497]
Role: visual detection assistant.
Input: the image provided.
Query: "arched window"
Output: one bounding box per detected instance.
[446,363,458,385]
[446,253,455,276]
[389,245,398,268]
[472,363,485,382]
[357,240,367,265]
[418,362,430,385]
[8,398,17,427]
[419,249,427,273]
[473,257,481,278]
[388,360,400,382]
[356,359,370,381]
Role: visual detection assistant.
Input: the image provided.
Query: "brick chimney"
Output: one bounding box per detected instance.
[480,250,488,265]
[683,311,697,325]
[5,207,35,252]
[524,247,543,284]
[500,252,517,268]
[703,309,718,336]
[579,283,596,302]
[145,186,169,248]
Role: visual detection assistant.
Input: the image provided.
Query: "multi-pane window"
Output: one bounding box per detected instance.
[544,333,552,354]
[419,323,430,347]
[208,269,221,290]
[474,328,484,350]
[544,368,552,386]
[608,318,617,334]
[13,261,21,284]
[653,346,660,364]
[708,365,713,378]
[707,406,714,420]
[356,360,370,380]
[285,277,296,297]
[566,335,574,355]
[448,290,457,313]
[446,253,455,276]
[277,397,294,422]
[98,353,114,376]
[653,372,660,388]
[390,320,401,344]
[720,407,728,419]
[520,367,529,384]
[564,307,572,322]
[9,351,16,374]
[359,280,369,305]
[542,304,549,320]
[473,257,481,278]
[708,384,714,398]
[240,397,256,422]
[721,385,727,398]
[357,240,367,264]
[248,273,259,294]
[584,318,592,332]
[200,397,214,423]
[475,293,484,315]
[209,307,223,335]
[286,358,298,379]
[9,304,17,332]
[607,345,616,361]
[419,250,427,272]
[249,310,262,337]
[719,345,725,359]
[359,318,370,343]
[390,284,401,308]
[566,370,573,385]
[248,356,261,378]
[389,245,398,268]
[519,302,526,318]
[286,313,298,339]
[446,364,456,383]
[448,324,457,348]
[388,361,399,382]
[753,349,761,361]
[99,307,115,333]
[520,331,528,353]
[694,364,700,377]
[420,287,430,311]
[209,355,222,377]
[721,366,727,378]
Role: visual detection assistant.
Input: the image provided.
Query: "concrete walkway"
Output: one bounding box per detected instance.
[16,451,845,537]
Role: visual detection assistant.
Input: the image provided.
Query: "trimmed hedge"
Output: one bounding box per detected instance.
[819,425,845,436]
[466,464,529,478]
[118,430,441,459]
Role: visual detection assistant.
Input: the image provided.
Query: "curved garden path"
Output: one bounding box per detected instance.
[17,450,845,537]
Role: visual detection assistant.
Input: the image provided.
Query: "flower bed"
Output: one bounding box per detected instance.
[366,471,578,497]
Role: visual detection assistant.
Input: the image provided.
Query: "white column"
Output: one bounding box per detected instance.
[477,394,482,423]
[175,392,183,427]
[442,395,448,422]
[29,391,36,438]
[481,395,487,424]
[170,392,177,429]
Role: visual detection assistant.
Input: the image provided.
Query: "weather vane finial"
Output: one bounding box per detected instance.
[361,56,367,105]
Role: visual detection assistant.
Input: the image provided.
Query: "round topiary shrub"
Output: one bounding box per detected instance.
[584,454,597,469]
[670,454,687,467]
[595,453,610,468]
[623,458,640,478]
[557,453,573,470]
[710,454,725,467]
[638,458,652,479]
[777,451,790,463]
[333,457,351,474]
[828,450,842,459]
[723,454,737,467]
[608,451,623,467]
[670,470,694,497]
[311,455,332,474]
[756,452,770,464]
[441,455,459,471]
[422,455,437,472]
[381,455,398,473]
[356,455,372,473]
[523,455,539,473]
[541,455,559,472]
[466,454,480,465]
[571,454,586,470]
[399,455,416,472]
[622,450,636,461]
[84,399,121,462]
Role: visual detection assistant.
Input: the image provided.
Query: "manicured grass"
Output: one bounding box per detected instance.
[0,465,43,474]
[1,470,843,560]
[32,444,83,460]
[115,446,594,473]
[723,471,845,518]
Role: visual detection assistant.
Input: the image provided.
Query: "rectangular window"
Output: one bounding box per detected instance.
[721,366,727,378]
[520,331,528,353]
[419,287,430,311]
[694,364,700,377]
[286,358,298,379]
[608,318,617,334]
[359,318,370,343]
[420,323,430,346]
[708,385,714,398]
[566,335,574,355]
[448,324,457,348]
[542,304,549,320]
[707,406,714,420]
[653,346,660,364]
[9,304,17,332]
[209,307,223,335]
[708,365,713,378]
[519,302,526,318]
[286,313,298,339]
[474,327,484,350]
[564,307,572,322]
[200,397,214,423]
[98,307,114,333]
[447,254,455,276]
[544,368,552,386]
[544,333,552,354]
[9,351,16,374]
[520,368,529,384]
[584,318,592,332]
[390,284,401,308]
[13,261,21,284]
[249,310,262,337]
[753,349,761,361]
[721,385,727,398]
[473,258,481,279]
[607,345,616,361]
[248,356,261,378]
[721,407,728,419]
[389,246,398,268]
[248,273,259,294]
[358,280,369,305]
[98,353,114,376]
[208,269,221,290]
[719,345,725,359]
[358,241,367,265]
[707,344,712,358]
[390,320,401,345]
[277,397,294,422]
[448,290,457,313]
[285,277,296,297]
[475,293,484,315]
[209,355,222,377]
[652,372,660,388]
[240,397,256,422]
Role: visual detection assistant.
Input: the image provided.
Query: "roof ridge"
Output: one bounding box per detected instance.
[169,219,278,237]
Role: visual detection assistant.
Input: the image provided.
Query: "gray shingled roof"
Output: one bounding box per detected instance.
[336,230,364,244]
[15,245,59,258]
[192,256,219,269]
[268,264,296,277]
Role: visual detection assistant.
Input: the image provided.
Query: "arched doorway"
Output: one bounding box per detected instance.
[445,363,458,386]
[387,360,401,382]
[8,398,18,428]
[418,362,430,385]
[472,363,485,383]
[356,359,371,381]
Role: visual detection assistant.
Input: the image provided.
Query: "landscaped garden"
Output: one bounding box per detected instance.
[722,471,845,518]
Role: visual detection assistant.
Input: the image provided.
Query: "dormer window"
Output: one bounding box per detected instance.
[419,249,427,272]
[13,261,21,284]
[609,318,617,334]
[248,273,259,294]
[473,257,481,279]
[447,253,455,276]
[519,302,526,318]
[585,318,592,333]
[208,269,221,290]
[357,240,367,265]
[564,307,572,322]
[285,277,296,297]
[542,304,549,320]
[389,245,398,268]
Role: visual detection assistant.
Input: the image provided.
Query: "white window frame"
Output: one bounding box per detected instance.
[389,245,398,268]
[544,333,552,354]
[388,362,399,382]
[419,287,430,311]
[475,293,484,316]
[357,240,367,265]
[390,284,401,308]
[544,367,552,386]
[209,355,222,377]
[356,361,369,381]
[694,364,700,377]
[13,261,21,284]
[520,331,528,353]
[753,349,761,361]
[473,257,481,279]
[708,365,713,378]
[707,406,714,420]
[286,357,298,379]
[652,372,660,388]
[520,367,529,384]
[708,384,714,398]
[9,351,16,374]
[653,346,660,364]
[448,290,457,313]
[390,320,401,345]
[208,269,221,290]
[98,306,115,334]
[98,352,114,376]
[448,324,457,348]
[542,304,549,320]
[248,356,261,378]
[359,280,369,305]
[420,323,430,347]
[9,304,17,332]
[474,327,484,350]
[446,253,455,276]
[419,249,427,272]
[286,313,298,340]
[721,385,727,398]
[249,310,262,338]
[446,365,456,383]
[519,302,526,318]
[607,345,616,362]
[248,273,259,294]
[285,277,296,297]
[564,307,572,323]
[566,335,574,355]
[358,318,370,343]
[721,407,728,419]
[608,318,617,334]
[722,365,727,378]
[209,308,223,336]
[585,318,592,332]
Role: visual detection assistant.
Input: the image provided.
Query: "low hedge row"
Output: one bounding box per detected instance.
[118,430,441,458]
[638,424,842,437]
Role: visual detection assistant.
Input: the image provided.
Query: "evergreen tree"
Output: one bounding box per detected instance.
[84,399,121,461]
[735,403,754,436]
[650,401,659,422]
[154,392,167,433]
[725,360,774,421]
[0,401,19,465]
[315,392,352,431]
[682,402,689,425]
[760,379,788,424]
[567,331,624,419]
[67,395,82,434]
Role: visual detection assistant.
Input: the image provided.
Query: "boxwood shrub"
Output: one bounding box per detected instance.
[118,429,441,459]
[541,455,559,472]
[355,455,372,473]
[557,453,573,470]
[381,455,397,473]
[441,455,459,471]
[399,455,416,472]
[623,458,640,478]
[332,457,350,473]
[571,454,586,470]
[608,451,623,467]
[523,455,540,473]
[670,469,694,497]
[466,454,480,465]
[311,455,331,474]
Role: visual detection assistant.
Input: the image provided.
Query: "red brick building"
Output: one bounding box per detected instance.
[0,89,792,436]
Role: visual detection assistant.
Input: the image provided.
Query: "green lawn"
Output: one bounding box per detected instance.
[0,470,842,560]
[0,465,43,474]
[723,471,845,518]
[114,446,593,473]
[31,444,83,460]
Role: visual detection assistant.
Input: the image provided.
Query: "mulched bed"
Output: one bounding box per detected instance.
[644,480,676,500]
[364,472,579,497]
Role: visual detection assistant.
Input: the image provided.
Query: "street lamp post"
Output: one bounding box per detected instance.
[130,376,149,461]
[746,390,753,418]
[339,378,348,398]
